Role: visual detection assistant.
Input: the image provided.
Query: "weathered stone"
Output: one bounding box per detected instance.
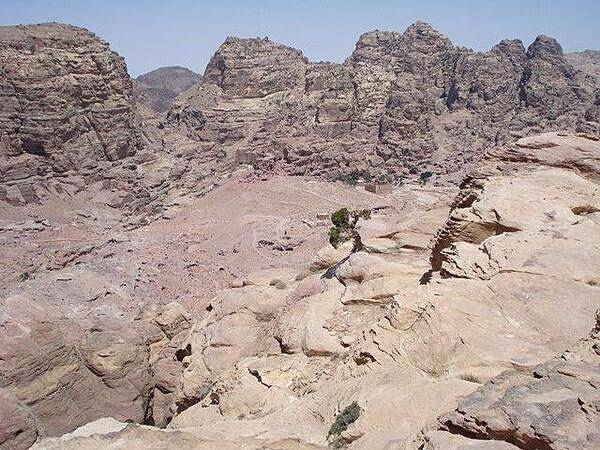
[168,22,598,184]
[0,24,143,191]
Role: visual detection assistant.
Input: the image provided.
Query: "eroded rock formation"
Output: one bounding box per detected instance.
[0,23,144,205]
[168,23,599,183]
[1,19,599,450]
[30,132,600,449]
[0,267,193,448]
[425,311,600,449]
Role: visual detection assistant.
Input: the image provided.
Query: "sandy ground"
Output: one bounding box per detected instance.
[0,172,454,312]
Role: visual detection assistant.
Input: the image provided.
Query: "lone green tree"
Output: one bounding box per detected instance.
[328,207,371,252]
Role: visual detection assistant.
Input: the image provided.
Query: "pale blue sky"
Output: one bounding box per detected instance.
[1,0,599,77]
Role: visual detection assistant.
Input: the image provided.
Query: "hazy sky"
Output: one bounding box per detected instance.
[2,0,599,77]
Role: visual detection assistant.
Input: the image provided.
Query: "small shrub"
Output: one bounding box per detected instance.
[19,272,30,282]
[328,401,361,445]
[330,208,350,228]
[329,226,343,248]
[336,170,373,186]
[420,171,434,184]
[269,279,287,289]
[587,279,599,286]
[336,173,358,186]
[328,208,371,250]
[459,373,481,383]
[571,205,600,216]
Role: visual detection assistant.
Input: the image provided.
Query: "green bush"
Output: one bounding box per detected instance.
[459,373,481,383]
[420,171,434,184]
[330,208,350,228]
[328,401,361,446]
[328,208,371,250]
[329,227,342,248]
[336,170,373,186]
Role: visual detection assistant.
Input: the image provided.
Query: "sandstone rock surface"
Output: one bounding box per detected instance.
[427,312,600,449]
[0,267,193,448]
[168,23,599,183]
[0,23,144,205]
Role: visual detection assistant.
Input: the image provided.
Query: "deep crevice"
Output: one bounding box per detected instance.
[442,421,553,450]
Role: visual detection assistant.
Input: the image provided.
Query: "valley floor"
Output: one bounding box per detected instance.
[1,172,453,310]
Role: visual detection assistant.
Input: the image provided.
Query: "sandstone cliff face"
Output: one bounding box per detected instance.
[0,24,227,221]
[0,23,143,205]
[203,37,308,98]
[1,22,598,211]
[168,22,599,183]
[136,66,201,113]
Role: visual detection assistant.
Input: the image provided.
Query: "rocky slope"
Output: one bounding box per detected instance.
[135,66,202,113]
[430,312,600,449]
[2,163,434,448]
[1,22,599,211]
[566,50,600,85]
[0,23,242,229]
[29,132,600,449]
[168,23,599,183]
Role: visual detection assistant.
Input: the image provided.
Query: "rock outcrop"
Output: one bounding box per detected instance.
[0,23,144,205]
[1,22,599,214]
[566,50,600,85]
[32,133,598,449]
[425,311,600,449]
[0,23,227,222]
[168,23,599,183]
[136,66,201,113]
[0,266,193,448]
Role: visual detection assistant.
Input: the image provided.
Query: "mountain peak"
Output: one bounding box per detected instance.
[405,20,438,33]
[401,21,453,51]
[527,34,563,58]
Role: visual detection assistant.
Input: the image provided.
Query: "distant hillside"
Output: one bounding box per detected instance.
[566,50,600,87]
[136,66,202,113]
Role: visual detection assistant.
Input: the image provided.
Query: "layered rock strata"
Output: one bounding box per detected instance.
[0,23,143,205]
[168,23,599,182]
[32,132,600,449]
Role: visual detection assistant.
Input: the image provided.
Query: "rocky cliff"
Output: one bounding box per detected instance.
[0,23,144,205]
[1,22,598,210]
[169,22,599,183]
